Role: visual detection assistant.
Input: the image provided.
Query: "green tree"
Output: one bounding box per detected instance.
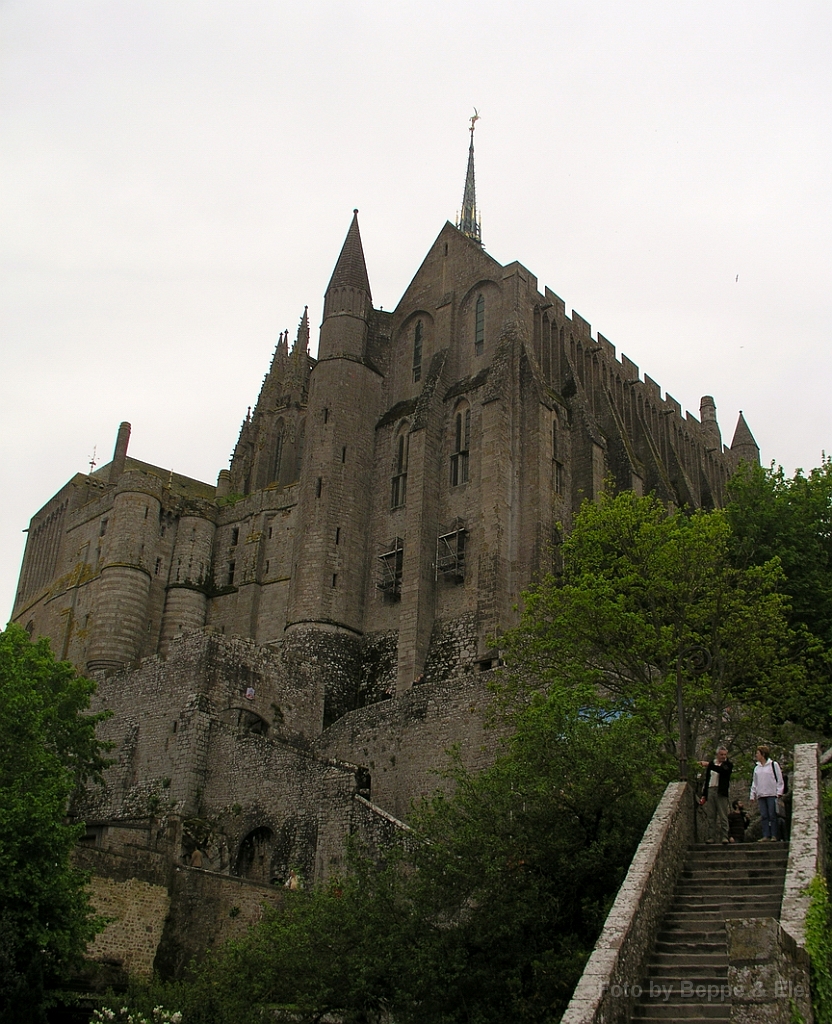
[0,624,110,1021]
[498,491,801,768]
[726,459,832,731]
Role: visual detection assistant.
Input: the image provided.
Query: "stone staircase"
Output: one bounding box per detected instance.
[631,841,789,1022]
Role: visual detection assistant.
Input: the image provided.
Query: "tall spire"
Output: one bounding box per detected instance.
[325,210,371,299]
[456,109,482,245]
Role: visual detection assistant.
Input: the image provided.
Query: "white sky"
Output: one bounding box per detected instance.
[2,0,831,622]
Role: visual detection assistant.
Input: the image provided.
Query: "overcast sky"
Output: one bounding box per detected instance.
[2,0,831,622]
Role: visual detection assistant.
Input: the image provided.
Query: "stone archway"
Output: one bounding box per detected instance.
[235,826,274,883]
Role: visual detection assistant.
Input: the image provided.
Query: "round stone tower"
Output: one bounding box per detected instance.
[159,506,217,652]
[86,471,164,673]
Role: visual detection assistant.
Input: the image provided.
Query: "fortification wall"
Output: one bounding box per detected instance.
[313,668,501,821]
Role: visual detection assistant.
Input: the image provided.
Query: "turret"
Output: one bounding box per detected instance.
[699,396,722,453]
[730,411,760,467]
[159,505,217,653]
[318,210,372,361]
[286,211,382,726]
[86,469,164,673]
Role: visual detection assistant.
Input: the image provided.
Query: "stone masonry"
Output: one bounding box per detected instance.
[11,133,761,978]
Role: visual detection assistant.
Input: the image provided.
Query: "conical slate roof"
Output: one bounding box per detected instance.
[730,411,759,453]
[326,210,371,299]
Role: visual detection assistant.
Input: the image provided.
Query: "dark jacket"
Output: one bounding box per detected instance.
[702,759,733,800]
[728,809,750,842]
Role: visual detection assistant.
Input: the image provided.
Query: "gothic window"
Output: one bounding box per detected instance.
[272,420,284,483]
[412,320,423,383]
[474,295,485,356]
[552,415,564,493]
[295,418,306,478]
[450,404,471,486]
[391,424,409,508]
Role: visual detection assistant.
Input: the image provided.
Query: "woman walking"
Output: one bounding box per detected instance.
[750,745,785,840]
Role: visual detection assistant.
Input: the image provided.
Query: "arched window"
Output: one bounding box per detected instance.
[294,418,305,478]
[412,320,423,383]
[552,416,564,494]
[391,423,409,508]
[474,295,485,356]
[272,419,285,483]
[450,404,470,486]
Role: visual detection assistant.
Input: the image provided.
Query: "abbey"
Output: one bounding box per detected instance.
[10,129,759,973]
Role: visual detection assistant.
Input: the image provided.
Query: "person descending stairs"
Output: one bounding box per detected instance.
[631,841,788,1021]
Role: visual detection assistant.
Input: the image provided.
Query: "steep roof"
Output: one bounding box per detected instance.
[730,410,759,454]
[325,209,371,299]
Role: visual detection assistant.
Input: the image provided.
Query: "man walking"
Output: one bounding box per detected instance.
[698,745,733,844]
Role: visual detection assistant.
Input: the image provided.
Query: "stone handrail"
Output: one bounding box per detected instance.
[780,742,825,946]
[561,781,695,1024]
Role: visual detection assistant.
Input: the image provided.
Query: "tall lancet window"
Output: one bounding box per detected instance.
[474,295,485,356]
[450,403,471,486]
[412,320,423,383]
[391,423,409,508]
[271,420,285,484]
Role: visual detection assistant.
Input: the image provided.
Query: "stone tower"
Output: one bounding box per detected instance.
[285,211,387,724]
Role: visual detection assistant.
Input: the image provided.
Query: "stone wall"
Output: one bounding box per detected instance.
[86,875,170,979]
[154,866,282,978]
[313,667,501,821]
[726,918,812,1024]
[561,782,696,1024]
[780,742,825,946]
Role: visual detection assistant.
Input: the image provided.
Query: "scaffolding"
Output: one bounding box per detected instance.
[436,519,467,583]
[377,537,404,599]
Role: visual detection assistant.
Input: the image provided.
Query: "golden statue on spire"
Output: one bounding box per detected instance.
[469,108,480,136]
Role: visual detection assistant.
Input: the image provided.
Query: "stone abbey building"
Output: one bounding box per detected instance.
[10,127,760,974]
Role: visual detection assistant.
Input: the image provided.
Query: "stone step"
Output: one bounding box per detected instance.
[645,962,728,978]
[676,882,783,892]
[682,867,787,881]
[626,839,787,1023]
[654,938,726,955]
[685,848,788,859]
[685,847,788,863]
[673,894,783,907]
[655,925,721,937]
[662,910,780,928]
[676,877,785,890]
[646,953,727,969]
[632,998,731,1020]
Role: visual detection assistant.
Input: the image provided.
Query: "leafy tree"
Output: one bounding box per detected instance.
[498,491,802,768]
[0,624,111,1021]
[726,459,832,731]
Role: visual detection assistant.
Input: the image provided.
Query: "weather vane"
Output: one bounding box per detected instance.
[469,108,480,136]
[88,446,97,473]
